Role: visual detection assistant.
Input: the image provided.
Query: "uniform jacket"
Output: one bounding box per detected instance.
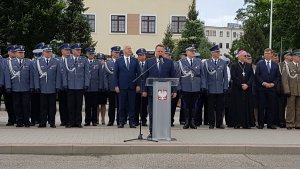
[282,61,300,96]
[103,59,116,91]
[86,59,102,92]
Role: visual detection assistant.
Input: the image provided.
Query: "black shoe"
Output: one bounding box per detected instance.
[287,127,293,130]
[92,123,97,126]
[267,125,277,129]
[30,122,36,126]
[295,127,300,129]
[180,122,185,125]
[118,124,124,128]
[107,122,113,126]
[6,122,14,126]
[190,124,197,129]
[183,123,190,129]
[142,123,148,127]
[60,123,66,126]
[209,125,214,129]
[24,124,30,128]
[257,125,264,129]
[216,125,225,129]
[130,125,136,128]
[84,123,90,126]
[234,126,240,129]
[16,123,24,127]
[76,124,83,128]
[65,125,71,128]
[279,124,286,128]
[147,134,152,139]
[38,124,46,128]
[171,123,175,127]
[50,124,56,128]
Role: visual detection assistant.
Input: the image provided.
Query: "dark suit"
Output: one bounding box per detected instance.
[255,60,281,127]
[142,57,177,134]
[114,56,140,126]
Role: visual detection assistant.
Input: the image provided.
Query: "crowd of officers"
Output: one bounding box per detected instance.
[0,42,299,138]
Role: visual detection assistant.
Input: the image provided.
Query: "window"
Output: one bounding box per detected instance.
[226,43,230,49]
[111,15,126,33]
[212,30,216,36]
[219,43,223,49]
[220,31,223,37]
[141,16,156,33]
[83,14,95,32]
[227,31,230,37]
[171,16,186,34]
[205,30,209,36]
[233,32,237,38]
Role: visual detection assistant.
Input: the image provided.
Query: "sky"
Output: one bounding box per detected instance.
[196,0,245,27]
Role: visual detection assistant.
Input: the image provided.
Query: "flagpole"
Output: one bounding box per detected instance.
[269,0,273,48]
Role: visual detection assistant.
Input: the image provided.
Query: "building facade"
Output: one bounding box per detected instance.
[204,23,244,55]
[83,0,192,54]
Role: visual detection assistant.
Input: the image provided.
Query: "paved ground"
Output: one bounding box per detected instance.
[1,154,300,169]
[0,103,300,155]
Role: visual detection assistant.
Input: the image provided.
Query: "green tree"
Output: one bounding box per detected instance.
[173,0,211,59]
[56,0,96,51]
[162,24,175,50]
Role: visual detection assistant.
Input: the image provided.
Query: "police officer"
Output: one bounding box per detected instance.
[104,46,121,126]
[57,43,71,126]
[30,42,45,126]
[84,47,101,126]
[178,46,206,129]
[2,45,17,126]
[34,44,61,128]
[135,48,148,126]
[63,43,90,128]
[96,53,107,125]
[203,45,228,129]
[282,50,300,130]
[4,45,34,127]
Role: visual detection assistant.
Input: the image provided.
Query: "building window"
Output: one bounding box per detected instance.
[141,16,156,33]
[111,15,126,33]
[227,31,230,37]
[212,30,216,36]
[219,43,223,49]
[220,31,223,37]
[83,14,95,32]
[171,16,186,34]
[205,30,209,36]
[233,32,237,38]
[226,43,230,49]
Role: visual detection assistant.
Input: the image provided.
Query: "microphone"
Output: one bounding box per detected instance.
[159,55,164,63]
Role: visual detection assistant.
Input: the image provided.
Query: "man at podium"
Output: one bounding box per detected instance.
[142,44,177,139]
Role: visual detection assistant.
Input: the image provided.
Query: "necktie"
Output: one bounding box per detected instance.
[126,57,130,70]
[19,60,22,66]
[267,61,271,73]
[90,60,92,64]
[214,60,217,65]
[46,59,49,65]
[141,62,144,68]
[190,59,193,66]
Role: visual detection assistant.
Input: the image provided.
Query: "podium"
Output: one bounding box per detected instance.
[146,78,179,141]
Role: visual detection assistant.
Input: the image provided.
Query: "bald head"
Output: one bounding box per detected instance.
[123,45,133,57]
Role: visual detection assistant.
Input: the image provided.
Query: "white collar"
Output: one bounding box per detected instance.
[293,61,298,65]
[112,58,116,62]
[265,59,271,63]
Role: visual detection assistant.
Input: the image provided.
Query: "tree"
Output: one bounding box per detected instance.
[56,0,96,51]
[173,0,211,59]
[162,24,175,50]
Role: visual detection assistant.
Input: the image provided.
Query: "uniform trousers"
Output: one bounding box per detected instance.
[40,93,56,125]
[12,92,31,125]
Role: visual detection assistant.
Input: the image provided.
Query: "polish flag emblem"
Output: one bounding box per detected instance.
[158,89,167,100]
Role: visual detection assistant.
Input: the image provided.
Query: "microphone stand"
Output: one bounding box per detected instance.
[124,59,161,142]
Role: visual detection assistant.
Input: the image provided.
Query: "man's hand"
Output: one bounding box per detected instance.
[142,92,147,97]
[172,92,177,98]
[241,84,248,90]
[115,87,120,94]
[136,86,141,92]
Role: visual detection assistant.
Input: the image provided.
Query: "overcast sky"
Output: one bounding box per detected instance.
[196,0,245,27]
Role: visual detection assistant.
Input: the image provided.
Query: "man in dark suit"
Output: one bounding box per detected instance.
[114,45,140,128]
[142,44,177,139]
[255,48,281,129]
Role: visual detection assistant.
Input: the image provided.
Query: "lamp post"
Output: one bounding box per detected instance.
[269,0,273,49]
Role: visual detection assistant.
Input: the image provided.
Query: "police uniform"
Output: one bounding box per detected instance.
[282,51,300,129]
[34,45,61,128]
[104,46,121,126]
[84,48,102,126]
[57,43,71,126]
[178,46,206,129]
[203,45,228,129]
[62,43,90,128]
[30,42,44,126]
[2,45,17,126]
[134,48,148,126]
[4,45,34,127]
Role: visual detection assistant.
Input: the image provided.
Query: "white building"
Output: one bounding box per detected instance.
[204,23,244,55]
